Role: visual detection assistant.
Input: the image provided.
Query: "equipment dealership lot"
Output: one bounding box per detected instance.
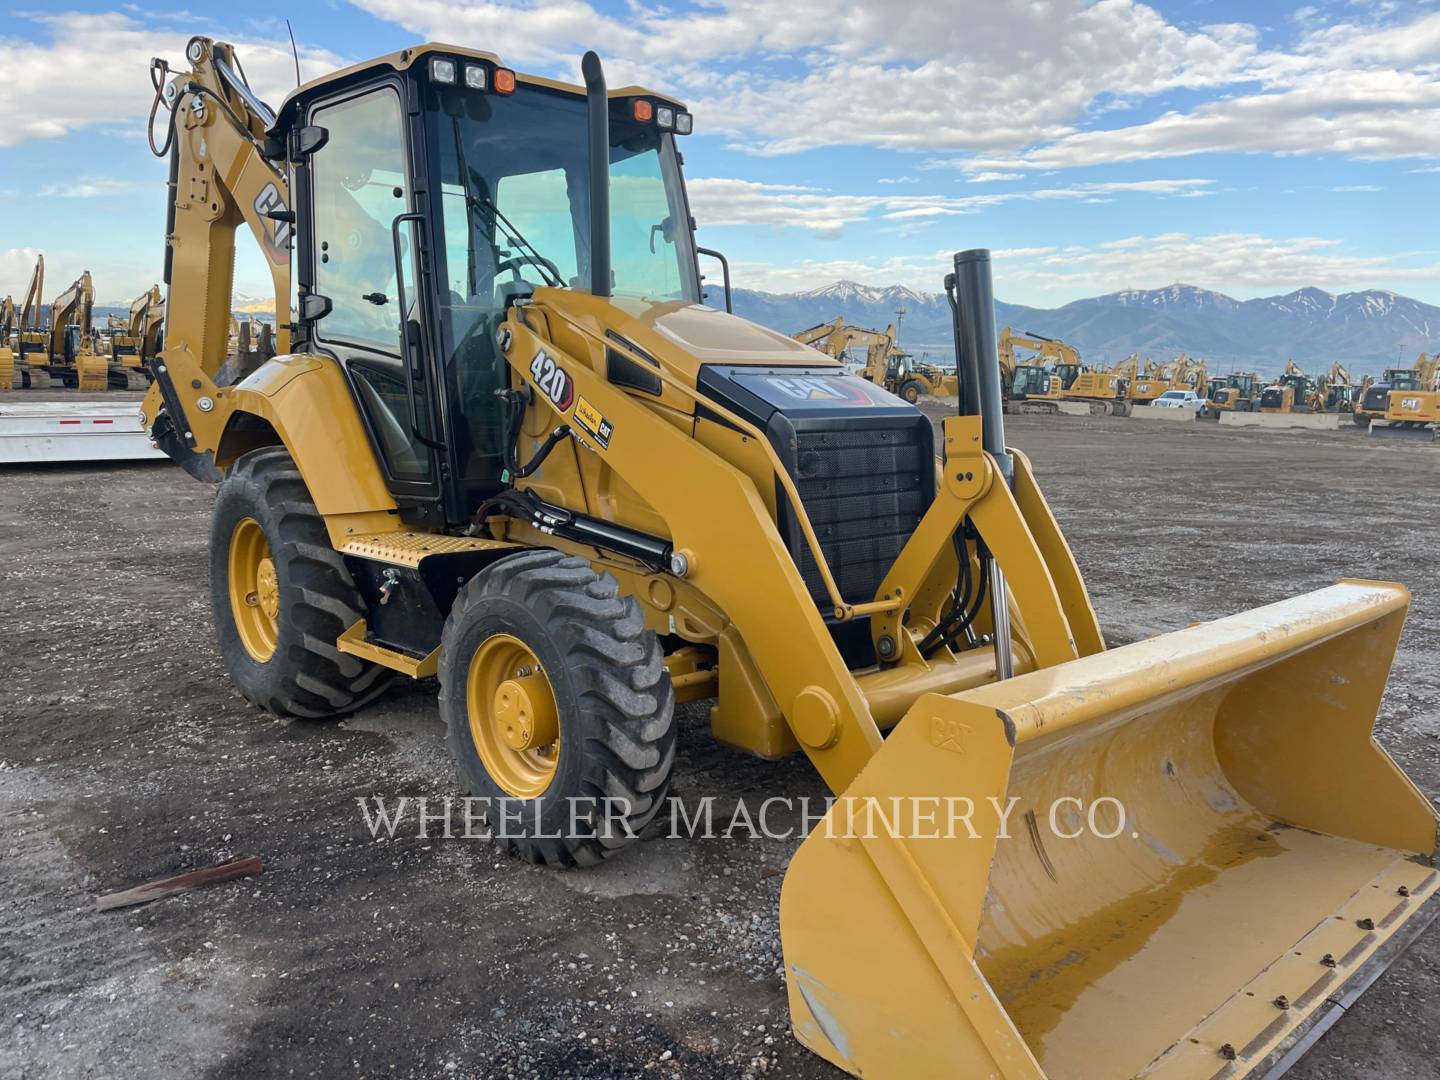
[2,398,1437,1080]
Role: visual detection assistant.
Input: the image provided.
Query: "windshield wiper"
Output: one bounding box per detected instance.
[451,119,563,290]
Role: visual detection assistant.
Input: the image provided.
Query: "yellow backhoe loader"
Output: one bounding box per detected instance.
[796,317,957,402]
[141,36,1439,1080]
[11,253,53,389]
[1309,361,1356,414]
[1258,360,1315,414]
[106,285,165,389]
[1200,371,1261,418]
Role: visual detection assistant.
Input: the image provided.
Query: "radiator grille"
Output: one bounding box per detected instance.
[785,424,930,609]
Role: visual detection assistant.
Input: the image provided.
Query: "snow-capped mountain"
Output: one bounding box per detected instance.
[727,281,1439,375]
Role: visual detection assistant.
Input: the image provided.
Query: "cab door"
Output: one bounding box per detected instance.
[304,81,443,512]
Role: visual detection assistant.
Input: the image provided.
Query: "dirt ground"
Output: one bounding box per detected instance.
[2,397,1437,1080]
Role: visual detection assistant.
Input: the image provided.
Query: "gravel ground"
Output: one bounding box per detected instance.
[1,396,1436,1079]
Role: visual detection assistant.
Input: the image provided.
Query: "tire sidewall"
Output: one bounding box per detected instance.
[441,590,596,841]
[209,458,296,700]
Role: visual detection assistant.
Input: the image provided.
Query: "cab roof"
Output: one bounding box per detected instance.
[272,42,685,131]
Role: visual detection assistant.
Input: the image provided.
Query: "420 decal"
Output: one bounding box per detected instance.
[529,350,575,411]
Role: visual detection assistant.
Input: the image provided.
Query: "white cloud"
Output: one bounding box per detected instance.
[343,1,1440,170]
[959,11,1440,172]
[0,11,347,147]
[997,232,1440,297]
[966,172,1024,183]
[689,177,1215,237]
[730,231,1440,299]
[1330,184,1385,192]
[348,0,1258,154]
[38,177,140,198]
[876,176,918,185]
[727,253,950,294]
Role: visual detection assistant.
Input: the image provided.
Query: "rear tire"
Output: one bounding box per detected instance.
[899,380,924,404]
[209,447,392,717]
[440,550,676,867]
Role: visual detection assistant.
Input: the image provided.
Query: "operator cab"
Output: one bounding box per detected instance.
[269,45,700,526]
[1011,364,1050,397]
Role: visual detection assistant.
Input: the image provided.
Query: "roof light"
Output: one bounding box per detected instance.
[632,99,653,122]
[675,111,693,135]
[464,65,487,90]
[494,68,516,94]
[430,58,457,84]
[655,105,674,129]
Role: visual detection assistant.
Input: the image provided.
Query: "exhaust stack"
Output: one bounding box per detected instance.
[581,51,611,299]
[949,249,1010,484]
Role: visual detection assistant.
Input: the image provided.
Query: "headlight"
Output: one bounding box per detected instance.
[430,58,457,84]
[464,65,487,90]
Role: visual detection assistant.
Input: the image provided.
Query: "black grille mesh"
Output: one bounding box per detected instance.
[787,425,929,608]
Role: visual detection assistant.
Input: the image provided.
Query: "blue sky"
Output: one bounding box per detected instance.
[2,0,1438,308]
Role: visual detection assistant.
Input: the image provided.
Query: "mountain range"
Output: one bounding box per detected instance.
[86,281,1440,377]
[729,281,1440,376]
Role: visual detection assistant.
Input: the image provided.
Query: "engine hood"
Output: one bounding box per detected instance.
[530,290,838,385]
[648,304,827,366]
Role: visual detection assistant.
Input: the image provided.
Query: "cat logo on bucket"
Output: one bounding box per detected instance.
[929,716,970,754]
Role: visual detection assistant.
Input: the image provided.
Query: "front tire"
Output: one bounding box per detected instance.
[440,550,676,867]
[900,379,924,404]
[209,447,392,717]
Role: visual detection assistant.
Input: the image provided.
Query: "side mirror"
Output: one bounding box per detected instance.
[696,246,732,313]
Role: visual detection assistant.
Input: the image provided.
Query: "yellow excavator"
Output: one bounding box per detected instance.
[795,317,957,402]
[998,328,1131,415]
[1128,353,1208,405]
[1373,353,1440,438]
[0,294,15,390]
[1356,353,1437,429]
[106,285,165,389]
[10,253,53,388]
[141,36,1439,1080]
[31,270,109,391]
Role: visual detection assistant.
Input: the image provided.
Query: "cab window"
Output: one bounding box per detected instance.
[310,86,431,485]
[311,89,411,352]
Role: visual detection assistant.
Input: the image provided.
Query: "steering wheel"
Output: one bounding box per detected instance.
[496,253,562,285]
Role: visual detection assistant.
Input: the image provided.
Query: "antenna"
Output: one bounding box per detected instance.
[286,19,301,88]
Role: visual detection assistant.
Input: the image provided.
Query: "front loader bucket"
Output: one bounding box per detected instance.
[781,581,1439,1080]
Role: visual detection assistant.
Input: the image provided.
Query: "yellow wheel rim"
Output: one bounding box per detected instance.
[228,517,279,662]
[466,633,561,799]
